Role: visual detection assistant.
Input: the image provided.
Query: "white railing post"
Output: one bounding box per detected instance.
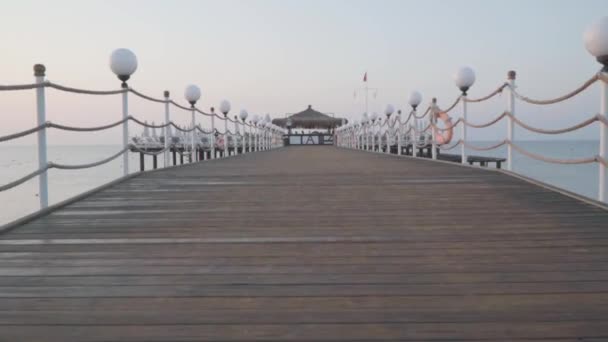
[190,107,196,162]
[600,71,608,202]
[431,98,437,160]
[211,109,216,159]
[34,64,48,209]
[412,109,418,158]
[460,95,467,164]
[121,82,130,175]
[224,116,228,157]
[397,111,402,155]
[164,91,170,167]
[249,124,253,152]
[507,71,516,171]
[234,118,239,155]
[385,119,390,154]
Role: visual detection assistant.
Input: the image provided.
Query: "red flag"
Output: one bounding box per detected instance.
[363,72,367,82]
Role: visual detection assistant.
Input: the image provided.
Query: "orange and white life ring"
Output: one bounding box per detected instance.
[433,112,454,145]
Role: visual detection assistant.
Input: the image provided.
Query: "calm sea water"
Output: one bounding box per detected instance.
[0,141,601,225]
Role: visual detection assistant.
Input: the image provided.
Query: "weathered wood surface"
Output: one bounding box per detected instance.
[1,146,608,341]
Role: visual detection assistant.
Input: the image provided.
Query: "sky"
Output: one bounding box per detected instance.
[0,0,607,145]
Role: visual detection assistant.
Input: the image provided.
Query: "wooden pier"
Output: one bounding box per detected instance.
[2,146,608,341]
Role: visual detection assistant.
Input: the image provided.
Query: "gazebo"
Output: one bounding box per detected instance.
[272,105,347,146]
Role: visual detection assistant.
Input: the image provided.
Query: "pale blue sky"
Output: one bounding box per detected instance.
[1,0,606,144]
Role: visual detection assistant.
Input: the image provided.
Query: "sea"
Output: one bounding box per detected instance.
[0,141,601,226]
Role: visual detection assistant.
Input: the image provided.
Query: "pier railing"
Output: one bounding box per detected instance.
[337,69,608,202]
[1,50,286,211]
[337,15,608,203]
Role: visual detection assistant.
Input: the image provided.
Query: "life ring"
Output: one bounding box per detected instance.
[433,111,454,145]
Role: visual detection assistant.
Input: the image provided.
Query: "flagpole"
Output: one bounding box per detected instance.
[365,83,368,117]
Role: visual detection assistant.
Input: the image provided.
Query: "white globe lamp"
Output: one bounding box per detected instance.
[584,17,608,71]
[239,109,248,122]
[454,66,476,95]
[384,104,395,118]
[219,100,231,116]
[110,48,138,84]
[184,85,201,106]
[408,91,423,109]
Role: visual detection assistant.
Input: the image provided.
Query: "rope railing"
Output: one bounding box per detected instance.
[0,123,47,142]
[464,83,508,103]
[0,146,128,192]
[339,65,608,203]
[436,96,462,113]
[51,146,130,170]
[413,106,432,119]
[462,139,508,151]
[46,81,126,95]
[509,141,598,165]
[0,166,50,192]
[511,113,605,134]
[508,73,601,105]
[0,83,44,91]
[0,63,285,211]
[463,111,509,129]
[49,118,129,132]
[128,88,167,103]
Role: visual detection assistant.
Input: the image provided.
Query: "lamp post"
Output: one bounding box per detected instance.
[252,115,259,151]
[184,85,201,162]
[110,48,138,176]
[384,104,395,154]
[234,115,239,154]
[33,64,48,208]
[239,110,248,153]
[210,107,216,159]
[371,112,378,152]
[362,113,369,150]
[264,114,272,150]
[454,66,476,164]
[584,16,608,201]
[163,90,171,166]
[219,100,231,157]
[408,91,422,157]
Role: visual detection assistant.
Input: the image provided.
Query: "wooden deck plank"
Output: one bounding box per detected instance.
[1,146,608,341]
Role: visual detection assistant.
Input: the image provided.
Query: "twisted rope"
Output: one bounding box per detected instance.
[47,82,126,95]
[0,123,47,142]
[129,89,167,103]
[49,118,129,132]
[400,110,414,126]
[51,146,129,170]
[509,141,597,165]
[170,123,197,132]
[169,100,192,111]
[0,83,43,91]
[195,108,214,117]
[0,166,50,192]
[129,117,169,129]
[464,111,509,128]
[462,139,508,151]
[508,73,600,105]
[511,113,605,134]
[196,126,214,134]
[465,83,508,103]
[414,106,431,119]
[437,96,462,113]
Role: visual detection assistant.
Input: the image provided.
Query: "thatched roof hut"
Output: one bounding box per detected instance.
[272,105,346,129]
